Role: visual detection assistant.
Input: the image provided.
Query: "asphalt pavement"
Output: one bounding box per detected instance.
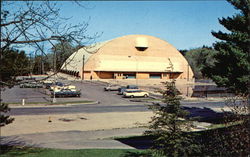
[1,128,148,149]
[1,77,230,150]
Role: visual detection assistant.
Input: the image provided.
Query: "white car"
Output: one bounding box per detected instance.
[104,84,121,91]
[123,89,149,98]
[50,85,63,92]
[63,85,76,91]
[50,85,76,92]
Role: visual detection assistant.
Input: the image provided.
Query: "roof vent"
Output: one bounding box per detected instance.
[135,37,148,51]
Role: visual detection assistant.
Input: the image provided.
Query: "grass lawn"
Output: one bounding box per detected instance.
[0,147,147,157]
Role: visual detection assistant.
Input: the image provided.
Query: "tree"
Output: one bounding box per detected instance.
[184,46,216,79]
[145,81,201,156]
[178,49,188,56]
[51,41,77,70]
[1,1,99,80]
[201,0,250,95]
[0,1,99,127]
[0,49,29,85]
[0,103,14,127]
[31,54,50,75]
[0,48,29,127]
[200,1,250,155]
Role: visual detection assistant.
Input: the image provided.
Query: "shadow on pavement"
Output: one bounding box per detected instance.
[116,107,233,151]
[115,135,153,150]
[183,106,230,124]
[0,136,40,154]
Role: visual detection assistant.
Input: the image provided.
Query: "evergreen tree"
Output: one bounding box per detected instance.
[0,49,29,128]
[0,49,29,85]
[145,81,200,157]
[185,46,216,79]
[0,103,14,127]
[202,0,250,95]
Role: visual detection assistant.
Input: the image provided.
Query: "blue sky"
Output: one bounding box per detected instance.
[7,1,238,52]
[57,1,237,50]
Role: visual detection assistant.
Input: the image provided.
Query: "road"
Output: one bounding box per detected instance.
[10,104,149,115]
[9,100,227,115]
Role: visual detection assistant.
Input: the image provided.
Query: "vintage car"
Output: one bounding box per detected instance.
[49,82,65,91]
[63,85,76,91]
[117,85,139,95]
[19,82,43,88]
[51,89,81,98]
[42,80,53,89]
[104,84,121,91]
[123,89,149,98]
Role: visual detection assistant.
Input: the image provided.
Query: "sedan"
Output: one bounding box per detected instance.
[104,84,121,91]
[123,89,149,98]
[51,89,81,98]
[20,82,43,88]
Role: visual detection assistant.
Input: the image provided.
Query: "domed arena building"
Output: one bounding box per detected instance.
[61,34,194,81]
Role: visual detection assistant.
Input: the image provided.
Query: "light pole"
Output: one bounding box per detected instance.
[128,56,138,86]
[82,54,85,81]
[52,51,57,103]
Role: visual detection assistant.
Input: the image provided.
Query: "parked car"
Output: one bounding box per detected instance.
[123,89,149,98]
[51,89,81,98]
[117,86,128,95]
[43,80,53,89]
[126,85,139,89]
[20,82,43,88]
[104,84,121,91]
[22,77,36,81]
[117,85,139,95]
[63,85,76,91]
[49,82,65,91]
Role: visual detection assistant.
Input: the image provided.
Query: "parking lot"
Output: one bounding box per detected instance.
[1,77,152,106]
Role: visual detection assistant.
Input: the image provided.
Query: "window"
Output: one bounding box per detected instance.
[150,73,161,79]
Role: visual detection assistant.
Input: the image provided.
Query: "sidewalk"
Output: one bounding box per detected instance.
[1,128,147,149]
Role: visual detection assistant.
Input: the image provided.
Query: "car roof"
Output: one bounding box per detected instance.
[125,89,142,91]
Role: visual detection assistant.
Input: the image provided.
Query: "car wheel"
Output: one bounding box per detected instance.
[144,94,148,98]
[130,95,134,98]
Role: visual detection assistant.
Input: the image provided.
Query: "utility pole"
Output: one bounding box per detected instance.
[29,53,32,77]
[82,54,85,80]
[52,51,57,103]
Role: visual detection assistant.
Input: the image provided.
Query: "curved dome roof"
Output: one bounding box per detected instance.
[61,34,193,77]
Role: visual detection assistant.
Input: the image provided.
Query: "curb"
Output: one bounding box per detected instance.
[9,101,99,108]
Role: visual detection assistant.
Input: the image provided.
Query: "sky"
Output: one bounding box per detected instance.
[56,1,238,50]
[6,1,238,52]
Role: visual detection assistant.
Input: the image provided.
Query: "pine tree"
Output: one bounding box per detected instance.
[0,103,14,127]
[202,0,250,95]
[145,81,200,157]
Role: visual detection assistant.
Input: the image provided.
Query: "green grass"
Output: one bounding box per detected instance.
[0,147,147,157]
[207,120,243,129]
